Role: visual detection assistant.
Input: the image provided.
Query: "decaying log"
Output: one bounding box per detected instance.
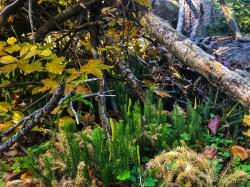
[139,12,250,108]
[198,36,250,70]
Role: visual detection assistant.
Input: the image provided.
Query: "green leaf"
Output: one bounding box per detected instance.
[144,177,158,187]
[117,170,130,181]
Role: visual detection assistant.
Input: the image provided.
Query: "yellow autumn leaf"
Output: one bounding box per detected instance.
[0,102,11,113]
[32,86,42,95]
[46,57,65,74]
[0,63,17,74]
[39,79,57,93]
[39,49,52,57]
[22,45,39,60]
[0,121,12,131]
[5,44,21,54]
[12,111,24,124]
[20,44,32,57]
[65,68,80,83]
[0,55,18,64]
[58,116,75,127]
[75,84,91,94]
[17,60,43,75]
[7,37,17,45]
[51,106,63,115]
[243,129,250,137]
[243,115,250,126]
[135,0,151,8]
[0,51,7,57]
[0,42,5,51]
[80,59,112,77]
[67,107,74,116]
[32,61,44,72]
[0,80,11,87]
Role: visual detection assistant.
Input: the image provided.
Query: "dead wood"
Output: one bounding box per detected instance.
[139,12,250,108]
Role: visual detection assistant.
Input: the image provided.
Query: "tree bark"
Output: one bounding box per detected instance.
[139,12,250,108]
[218,0,242,40]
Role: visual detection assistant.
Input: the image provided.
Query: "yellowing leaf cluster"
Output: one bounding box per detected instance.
[46,57,65,74]
[0,102,11,113]
[81,59,112,77]
[0,37,67,75]
[32,79,58,94]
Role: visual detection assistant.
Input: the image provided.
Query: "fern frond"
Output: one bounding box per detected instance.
[219,170,248,187]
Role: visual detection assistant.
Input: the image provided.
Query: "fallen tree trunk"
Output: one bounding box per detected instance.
[198,36,250,70]
[139,12,250,108]
[151,0,250,68]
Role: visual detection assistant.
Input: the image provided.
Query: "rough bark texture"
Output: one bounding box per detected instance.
[198,36,250,70]
[218,0,242,40]
[151,0,179,25]
[139,12,250,108]
[117,60,145,102]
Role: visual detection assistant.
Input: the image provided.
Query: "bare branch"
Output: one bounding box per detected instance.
[0,83,65,153]
[34,0,97,42]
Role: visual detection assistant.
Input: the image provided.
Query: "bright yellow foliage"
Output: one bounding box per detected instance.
[0,55,18,64]
[33,79,58,94]
[7,37,17,45]
[46,57,65,74]
[243,129,250,137]
[5,44,21,54]
[243,115,250,126]
[20,44,32,57]
[58,116,75,127]
[0,63,17,73]
[39,49,53,57]
[80,59,112,77]
[12,111,24,124]
[0,102,11,113]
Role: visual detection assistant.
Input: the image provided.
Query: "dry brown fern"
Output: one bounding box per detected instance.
[219,170,248,187]
[146,146,248,187]
[146,146,214,187]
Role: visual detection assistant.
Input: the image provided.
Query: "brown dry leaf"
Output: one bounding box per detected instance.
[231,145,248,161]
[154,90,172,98]
[20,172,33,183]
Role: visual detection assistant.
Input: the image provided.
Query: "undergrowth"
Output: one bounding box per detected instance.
[2,89,249,187]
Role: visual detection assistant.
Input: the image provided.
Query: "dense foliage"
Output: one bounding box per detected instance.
[0,0,249,186]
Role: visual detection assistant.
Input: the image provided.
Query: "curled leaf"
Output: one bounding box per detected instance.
[231,145,248,161]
